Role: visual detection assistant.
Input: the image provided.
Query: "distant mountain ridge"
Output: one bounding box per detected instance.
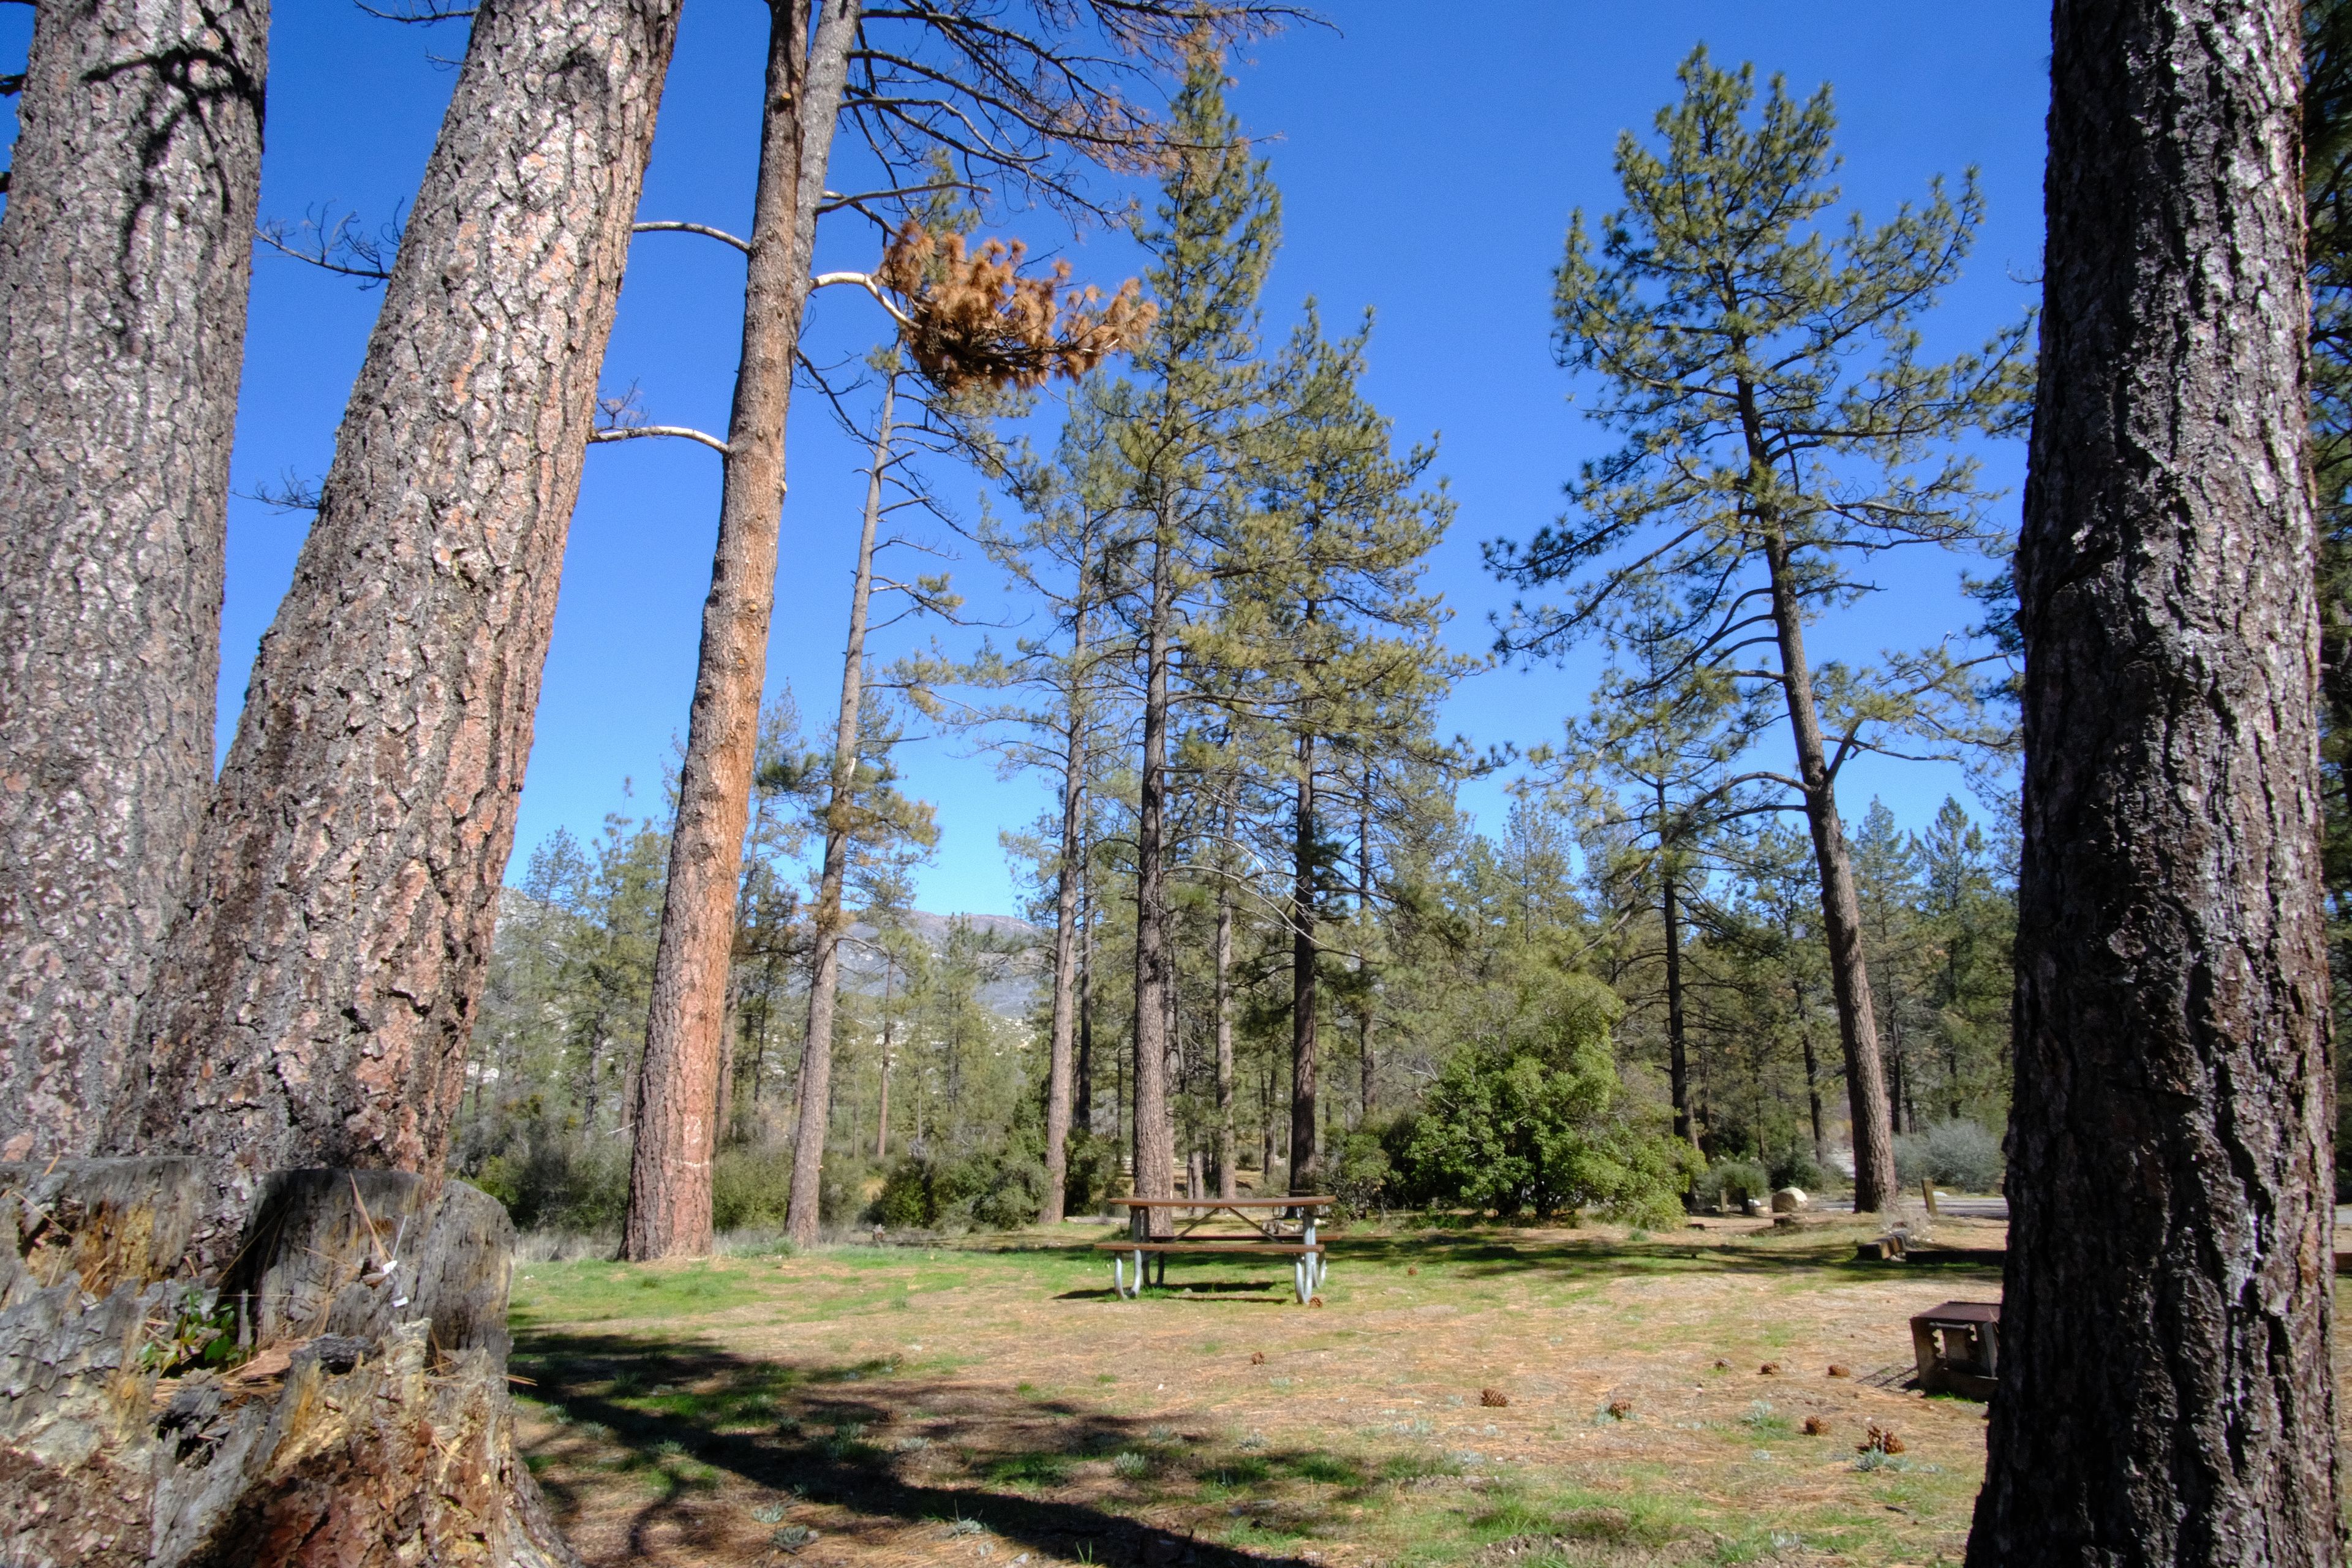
[837,910,1046,1020]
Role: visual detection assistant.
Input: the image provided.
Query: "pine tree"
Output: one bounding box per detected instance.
[1970,1,2338,1555]
[129,0,684,1254]
[1207,317,1462,1191]
[0,0,268,1158]
[1554,624,1776,1152]
[1490,48,2030,1211]
[1094,48,1279,1214]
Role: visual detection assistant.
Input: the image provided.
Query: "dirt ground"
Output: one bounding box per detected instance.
[508,1210,2097,1567]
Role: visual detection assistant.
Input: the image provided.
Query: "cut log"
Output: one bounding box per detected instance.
[0,1159,570,1567]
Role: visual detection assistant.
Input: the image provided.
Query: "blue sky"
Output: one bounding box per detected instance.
[6,3,2051,919]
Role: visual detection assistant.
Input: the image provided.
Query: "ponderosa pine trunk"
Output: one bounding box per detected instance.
[1289,730,1321,1194]
[1798,987,1826,1166]
[776,372,892,1251]
[1760,529,1899,1211]
[625,0,859,1262]
[1130,524,1178,1226]
[129,0,681,1260]
[0,0,267,1162]
[1662,853,1698,1152]
[1039,546,1091,1224]
[1967,1,2342,1559]
[1214,858,1237,1200]
[1076,869,1095,1134]
[1356,791,1374,1122]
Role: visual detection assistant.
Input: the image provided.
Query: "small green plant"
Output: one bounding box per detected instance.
[1853,1449,1910,1473]
[750,1504,788,1525]
[1111,1450,1152,1479]
[140,1286,238,1374]
[771,1523,821,1552]
[986,1452,1071,1488]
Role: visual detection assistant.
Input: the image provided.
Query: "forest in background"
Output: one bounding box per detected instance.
[451,48,2036,1240]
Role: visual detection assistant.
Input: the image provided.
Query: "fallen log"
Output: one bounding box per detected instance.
[0,1159,572,1567]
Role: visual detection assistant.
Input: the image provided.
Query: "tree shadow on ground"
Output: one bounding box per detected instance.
[516,1330,1382,1566]
[1310,1230,2002,1286]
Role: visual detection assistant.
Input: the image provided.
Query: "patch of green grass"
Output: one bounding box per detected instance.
[1380,1449,1464,1483]
[1281,1452,1365,1487]
[983,1452,1072,1488]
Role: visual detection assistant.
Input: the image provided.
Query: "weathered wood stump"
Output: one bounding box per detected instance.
[0,1160,573,1567]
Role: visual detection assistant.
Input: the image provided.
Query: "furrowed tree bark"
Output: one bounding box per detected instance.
[1214,869,1236,1200]
[1357,791,1374,1123]
[627,0,860,1262]
[1969,1,2342,1560]
[1762,529,1898,1211]
[0,0,267,1161]
[1076,867,1095,1134]
[1289,731,1321,1194]
[1131,523,1178,1225]
[1039,544,1091,1225]
[128,0,682,1261]
[1662,851,1697,1152]
[775,371,891,1251]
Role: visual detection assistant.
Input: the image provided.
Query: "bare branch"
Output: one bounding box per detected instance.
[255,204,402,287]
[631,219,750,254]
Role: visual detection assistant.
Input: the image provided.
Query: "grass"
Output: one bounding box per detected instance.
[508,1210,2024,1565]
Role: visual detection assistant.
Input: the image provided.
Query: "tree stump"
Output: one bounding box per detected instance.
[0,1159,573,1567]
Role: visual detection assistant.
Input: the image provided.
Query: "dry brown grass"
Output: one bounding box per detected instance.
[504,1211,2062,1567]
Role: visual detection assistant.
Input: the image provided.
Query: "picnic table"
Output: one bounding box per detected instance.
[1095,1196,1333,1303]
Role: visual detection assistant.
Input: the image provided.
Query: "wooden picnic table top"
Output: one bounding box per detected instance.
[1107,1195,1333,1208]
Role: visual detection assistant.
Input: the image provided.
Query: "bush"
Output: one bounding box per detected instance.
[1893,1119,2004,1193]
[1061,1126,1119,1216]
[712,1145,794,1231]
[1329,1128,1394,1220]
[1699,1157,1772,1207]
[469,1121,630,1233]
[875,1156,935,1229]
[1391,971,1699,1226]
[1766,1145,1825,1194]
[870,1147,1045,1231]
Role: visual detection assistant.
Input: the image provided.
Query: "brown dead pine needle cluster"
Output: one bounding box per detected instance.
[878,221,1155,391]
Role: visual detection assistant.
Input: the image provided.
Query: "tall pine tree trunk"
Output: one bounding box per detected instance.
[0,0,267,1161]
[1214,863,1237,1199]
[1761,529,1898,1211]
[772,373,892,1251]
[1357,791,1374,1121]
[1796,984,1826,1166]
[1039,545,1091,1223]
[130,0,682,1257]
[1131,526,1178,1223]
[1077,865,1095,1134]
[1969,1,2340,1558]
[628,0,860,1261]
[1663,865,1698,1152]
[1289,730,1321,1193]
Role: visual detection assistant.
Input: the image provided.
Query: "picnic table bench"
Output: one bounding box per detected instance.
[1095,1196,1333,1303]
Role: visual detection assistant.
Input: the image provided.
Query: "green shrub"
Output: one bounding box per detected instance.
[469,1121,630,1232]
[711,1145,794,1230]
[1893,1118,2003,1193]
[1061,1126,1119,1215]
[1329,1128,1394,1219]
[1392,971,1698,1225]
[1700,1157,1772,1206]
[871,1148,1043,1231]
